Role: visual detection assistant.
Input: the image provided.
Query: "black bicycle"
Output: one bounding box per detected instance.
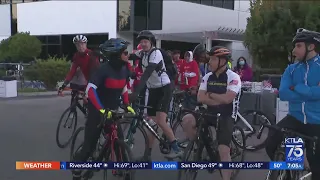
[177,108,246,180]
[70,110,136,180]
[259,124,318,180]
[56,89,88,148]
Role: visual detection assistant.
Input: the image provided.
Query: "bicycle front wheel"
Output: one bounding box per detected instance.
[230,125,246,180]
[118,119,149,159]
[237,110,274,151]
[104,139,135,180]
[56,106,78,148]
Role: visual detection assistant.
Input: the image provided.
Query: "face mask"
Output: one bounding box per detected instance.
[239,61,245,66]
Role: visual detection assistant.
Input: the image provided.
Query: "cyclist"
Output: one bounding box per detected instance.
[69,67,87,112]
[265,28,320,180]
[72,38,135,180]
[130,30,182,161]
[58,35,99,92]
[179,46,241,180]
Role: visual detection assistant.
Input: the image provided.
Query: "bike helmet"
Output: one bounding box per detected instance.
[292,28,320,45]
[137,30,156,44]
[73,35,88,44]
[208,46,232,60]
[99,38,129,55]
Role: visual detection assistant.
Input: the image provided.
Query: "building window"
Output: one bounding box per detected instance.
[223,0,234,10]
[47,36,61,45]
[201,0,212,6]
[0,0,10,4]
[147,0,162,30]
[183,0,200,3]
[11,4,18,35]
[118,1,132,31]
[213,0,223,8]
[47,45,61,57]
[133,0,147,31]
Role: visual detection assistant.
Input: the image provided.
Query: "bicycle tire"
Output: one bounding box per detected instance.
[177,140,200,180]
[267,150,288,180]
[230,125,246,180]
[104,139,136,180]
[70,126,85,161]
[237,110,274,151]
[56,106,78,148]
[118,119,149,158]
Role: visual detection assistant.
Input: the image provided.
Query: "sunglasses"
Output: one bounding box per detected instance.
[122,51,129,56]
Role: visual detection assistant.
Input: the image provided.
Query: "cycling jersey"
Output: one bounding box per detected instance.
[279,55,320,124]
[139,49,171,88]
[70,67,87,85]
[199,69,241,116]
[85,63,129,111]
[65,49,99,83]
[133,60,143,89]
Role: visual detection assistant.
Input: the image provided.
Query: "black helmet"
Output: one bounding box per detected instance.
[137,30,155,44]
[99,38,129,56]
[208,46,232,60]
[292,28,320,45]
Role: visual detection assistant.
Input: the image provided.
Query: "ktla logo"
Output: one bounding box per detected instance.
[285,138,304,162]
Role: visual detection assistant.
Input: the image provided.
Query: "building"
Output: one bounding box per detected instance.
[0,0,251,65]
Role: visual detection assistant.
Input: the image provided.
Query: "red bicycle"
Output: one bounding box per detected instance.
[70,110,136,180]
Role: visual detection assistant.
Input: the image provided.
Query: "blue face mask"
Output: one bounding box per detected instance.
[239,61,245,66]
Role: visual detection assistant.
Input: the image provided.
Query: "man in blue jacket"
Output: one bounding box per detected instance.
[265,28,320,180]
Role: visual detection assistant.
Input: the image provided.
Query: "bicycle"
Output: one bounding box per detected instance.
[177,107,245,180]
[70,110,136,180]
[259,123,318,180]
[56,88,88,148]
[118,101,185,159]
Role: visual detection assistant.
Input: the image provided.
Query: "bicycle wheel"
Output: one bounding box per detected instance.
[56,106,78,148]
[237,110,274,151]
[104,139,135,180]
[230,126,246,180]
[118,119,149,159]
[70,126,85,161]
[177,140,201,180]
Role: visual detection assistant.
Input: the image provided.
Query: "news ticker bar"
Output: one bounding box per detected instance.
[15,161,304,170]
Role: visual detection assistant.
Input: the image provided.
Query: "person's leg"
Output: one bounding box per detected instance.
[181,114,197,141]
[72,102,102,179]
[304,124,320,180]
[216,116,234,180]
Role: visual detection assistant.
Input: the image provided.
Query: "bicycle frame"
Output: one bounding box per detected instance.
[235,112,254,135]
[71,94,87,115]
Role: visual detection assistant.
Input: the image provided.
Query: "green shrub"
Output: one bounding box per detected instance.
[0,32,42,63]
[24,56,70,90]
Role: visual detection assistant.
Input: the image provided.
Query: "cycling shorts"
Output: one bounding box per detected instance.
[147,84,172,116]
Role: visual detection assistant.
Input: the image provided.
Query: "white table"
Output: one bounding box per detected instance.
[0,80,18,98]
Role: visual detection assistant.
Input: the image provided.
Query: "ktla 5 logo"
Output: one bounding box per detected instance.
[285,138,304,158]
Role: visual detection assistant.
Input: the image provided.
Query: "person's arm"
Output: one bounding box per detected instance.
[85,65,106,111]
[208,73,241,104]
[279,65,304,102]
[197,73,220,106]
[132,50,161,96]
[293,83,320,100]
[122,85,129,105]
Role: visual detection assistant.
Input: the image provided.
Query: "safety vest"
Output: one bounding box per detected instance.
[228,62,232,69]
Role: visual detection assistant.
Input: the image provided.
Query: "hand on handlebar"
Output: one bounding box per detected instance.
[100,109,113,119]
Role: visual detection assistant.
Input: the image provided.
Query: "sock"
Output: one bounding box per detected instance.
[171,140,180,153]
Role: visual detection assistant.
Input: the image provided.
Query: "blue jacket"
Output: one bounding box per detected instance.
[279,55,320,124]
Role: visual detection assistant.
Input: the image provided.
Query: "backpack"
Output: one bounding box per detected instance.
[140,48,178,81]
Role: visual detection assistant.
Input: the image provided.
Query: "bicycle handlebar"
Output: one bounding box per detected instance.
[97,110,138,128]
[180,107,221,118]
[58,88,86,97]
[261,123,318,143]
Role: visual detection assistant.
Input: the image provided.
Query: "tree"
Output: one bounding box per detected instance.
[244,0,320,70]
[0,32,42,63]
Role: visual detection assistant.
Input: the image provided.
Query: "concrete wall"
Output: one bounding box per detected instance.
[17,1,117,37]
[0,4,11,41]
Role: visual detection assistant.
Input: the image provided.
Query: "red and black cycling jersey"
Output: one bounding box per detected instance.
[65,49,99,82]
[85,63,130,111]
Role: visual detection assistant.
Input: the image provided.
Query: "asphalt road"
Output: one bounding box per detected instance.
[0,96,270,180]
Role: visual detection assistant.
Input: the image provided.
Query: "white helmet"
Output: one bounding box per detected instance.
[73,35,88,44]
